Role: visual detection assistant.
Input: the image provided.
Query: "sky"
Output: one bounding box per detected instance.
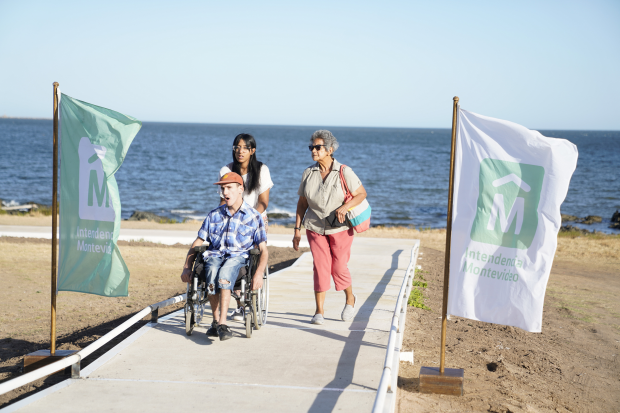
[0,0,619,130]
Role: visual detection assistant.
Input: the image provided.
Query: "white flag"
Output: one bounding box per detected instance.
[447,108,578,332]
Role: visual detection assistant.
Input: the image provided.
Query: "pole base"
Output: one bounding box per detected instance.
[23,349,77,374]
[419,366,464,396]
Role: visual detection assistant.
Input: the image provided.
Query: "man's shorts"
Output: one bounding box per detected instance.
[204,255,248,295]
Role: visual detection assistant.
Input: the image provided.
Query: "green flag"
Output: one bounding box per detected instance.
[57,94,141,296]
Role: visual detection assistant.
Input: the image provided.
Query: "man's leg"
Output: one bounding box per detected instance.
[208,294,220,322]
[215,255,248,340]
[205,256,224,325]
[218,290,232,325]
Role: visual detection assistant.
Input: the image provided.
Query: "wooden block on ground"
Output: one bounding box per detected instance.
[23,349,77,374]
[419,366,464,396]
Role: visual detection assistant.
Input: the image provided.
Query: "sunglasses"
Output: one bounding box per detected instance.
[233,145,251,152]
[308,144,327,152]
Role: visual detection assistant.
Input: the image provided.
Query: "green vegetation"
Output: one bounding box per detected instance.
[156,217,188,224]
[408,287,430,310]
[157,217,178,224]
[557,229,620,240]
[408,268,431,310]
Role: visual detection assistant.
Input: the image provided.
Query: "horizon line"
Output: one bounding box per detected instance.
[1,116,619,133]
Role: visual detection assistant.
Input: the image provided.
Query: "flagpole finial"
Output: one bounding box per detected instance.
[53,82,59,87]
[453,96,459,102]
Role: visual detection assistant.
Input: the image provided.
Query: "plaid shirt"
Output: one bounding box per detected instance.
[198,201,267,259]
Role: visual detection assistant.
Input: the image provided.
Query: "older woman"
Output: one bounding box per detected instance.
[293,130,367,324]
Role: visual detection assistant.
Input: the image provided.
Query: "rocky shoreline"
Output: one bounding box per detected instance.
[3,198,619,232]
[561,210,620,231]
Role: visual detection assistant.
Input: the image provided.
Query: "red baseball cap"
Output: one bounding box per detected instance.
[214,172,244,186]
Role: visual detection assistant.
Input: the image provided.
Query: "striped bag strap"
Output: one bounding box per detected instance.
[339,165,353,202]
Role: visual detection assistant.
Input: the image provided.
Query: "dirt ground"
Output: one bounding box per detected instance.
[3,215,620,411]
[0,236,308,408]
[397,246,620,413]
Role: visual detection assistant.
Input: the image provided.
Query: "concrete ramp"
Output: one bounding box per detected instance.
[10,236,417,413]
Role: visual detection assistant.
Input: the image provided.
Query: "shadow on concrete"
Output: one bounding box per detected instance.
[283,249,402,412]
[306,249,404,412]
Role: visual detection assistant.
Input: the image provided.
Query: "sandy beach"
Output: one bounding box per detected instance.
[1,214,619,411]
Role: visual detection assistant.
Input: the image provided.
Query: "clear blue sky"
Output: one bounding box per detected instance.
[1,0,619,129]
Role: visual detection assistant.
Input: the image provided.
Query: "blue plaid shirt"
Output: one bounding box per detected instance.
[197,201,267,259]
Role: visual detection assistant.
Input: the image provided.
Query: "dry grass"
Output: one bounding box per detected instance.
[0,241,188,342]
[556,235,620,264]
[0,214,53,227]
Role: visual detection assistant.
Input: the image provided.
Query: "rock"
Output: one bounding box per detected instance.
[609,210,620,230]
[128,211,167,222]
[267,213,291,219]
[559,225,593,234]
[561,214,578,222]
[577,215,602,225]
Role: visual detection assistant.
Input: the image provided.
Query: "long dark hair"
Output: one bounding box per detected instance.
[231,133,263,194]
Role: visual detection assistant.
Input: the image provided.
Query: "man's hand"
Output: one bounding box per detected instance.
[252,273,264,290]
[252,241,268,290]
[180,268,192,283]
[181,237,205,283]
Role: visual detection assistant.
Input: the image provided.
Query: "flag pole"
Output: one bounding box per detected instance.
[439,96,459,373]
[51,82,59,356]
[418,97,463,395]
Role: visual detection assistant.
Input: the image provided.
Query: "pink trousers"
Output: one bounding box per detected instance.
[306,228,354,292]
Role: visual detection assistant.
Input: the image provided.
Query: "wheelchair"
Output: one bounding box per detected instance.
[185,244,269,338]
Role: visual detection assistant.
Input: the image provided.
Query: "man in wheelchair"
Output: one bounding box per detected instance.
[180,172,268,341]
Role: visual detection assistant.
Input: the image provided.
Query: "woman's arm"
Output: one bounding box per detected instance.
[255,188,270,214]
[293,196,309,251]
[335,184,367,224]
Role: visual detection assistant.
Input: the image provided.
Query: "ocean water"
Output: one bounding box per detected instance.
[0,119,618,233]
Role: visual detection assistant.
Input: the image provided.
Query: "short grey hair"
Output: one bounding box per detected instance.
[310,130,339,154]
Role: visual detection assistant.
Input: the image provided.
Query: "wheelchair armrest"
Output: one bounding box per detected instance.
[194,245,208,253]
[249,248,260,255]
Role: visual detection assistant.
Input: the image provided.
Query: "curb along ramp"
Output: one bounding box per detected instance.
[4,236,418,413]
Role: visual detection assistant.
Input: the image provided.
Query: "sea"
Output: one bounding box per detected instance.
[1,119,619,233]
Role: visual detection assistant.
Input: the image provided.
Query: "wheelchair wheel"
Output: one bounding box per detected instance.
[252,293,260,330]
[245,306,252,338]
[194,285,205,326]
[258,267,269,326]
[185,303,195,336]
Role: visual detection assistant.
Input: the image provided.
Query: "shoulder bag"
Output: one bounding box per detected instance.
[339,165,371,233]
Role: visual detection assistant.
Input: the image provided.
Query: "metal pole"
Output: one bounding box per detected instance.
[51,82,59,356]
[439,96,459,374]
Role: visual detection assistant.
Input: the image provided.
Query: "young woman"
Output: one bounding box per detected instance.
[218,133,273,226]
[219,133,273,322]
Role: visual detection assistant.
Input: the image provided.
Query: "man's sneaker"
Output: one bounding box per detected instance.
[206,320,219,337]
[231,307,245,321]
[218,324,233,341]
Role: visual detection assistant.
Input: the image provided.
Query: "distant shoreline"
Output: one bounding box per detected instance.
[0,115,51,120]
